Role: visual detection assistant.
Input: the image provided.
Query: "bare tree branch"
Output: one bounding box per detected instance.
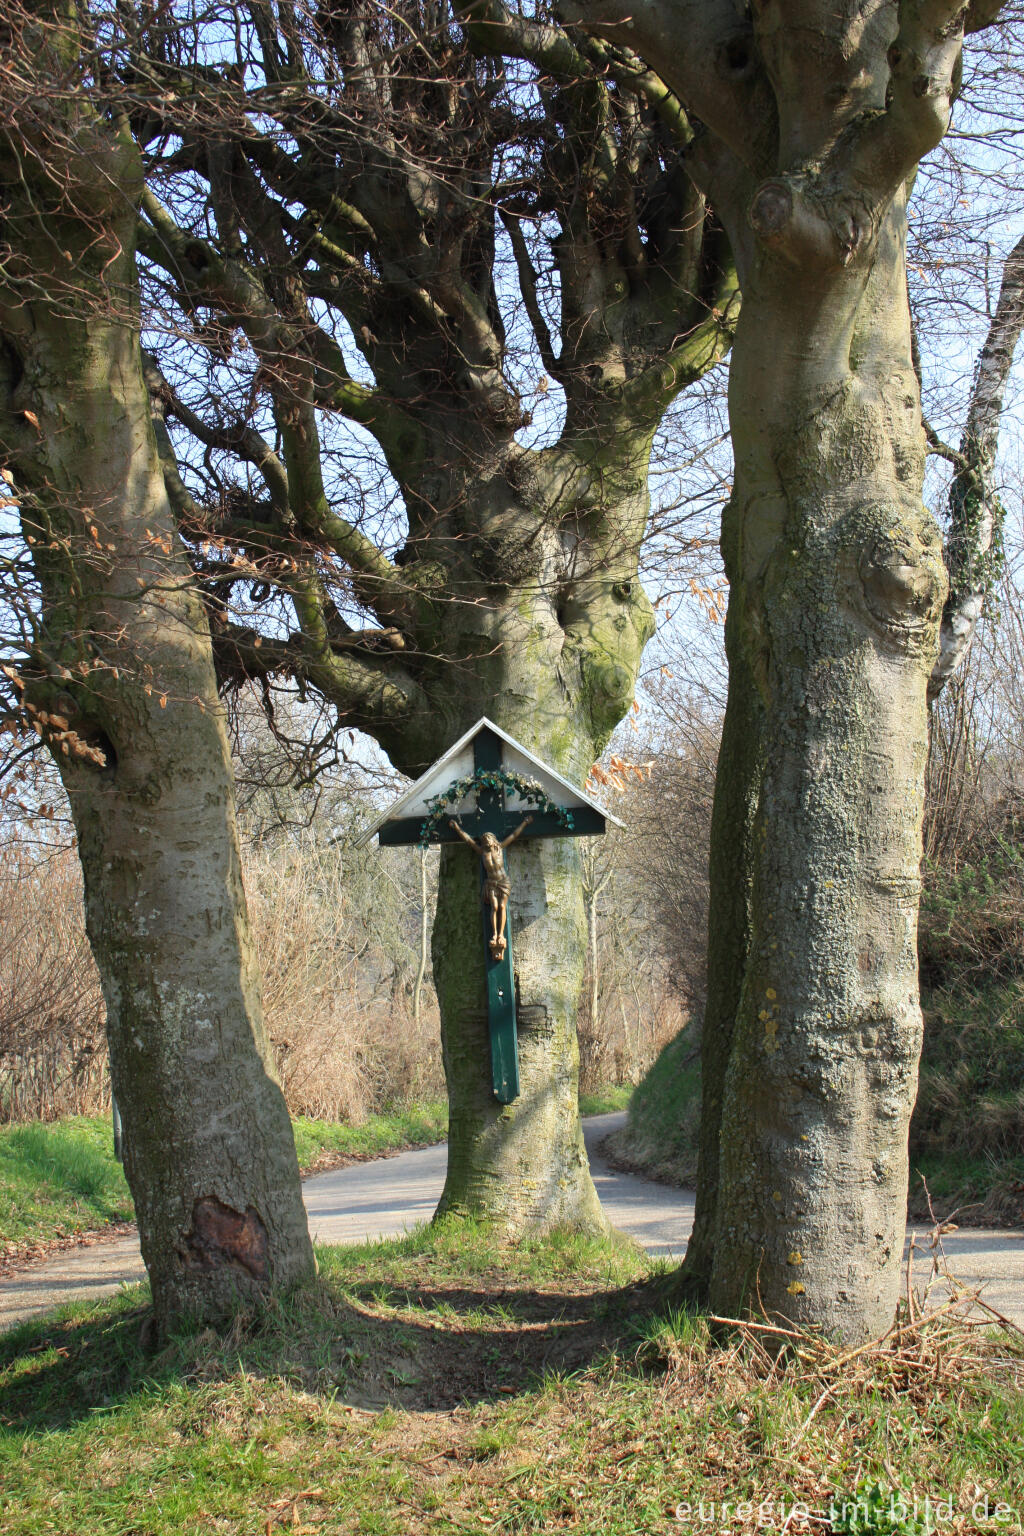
[556,0,778,175]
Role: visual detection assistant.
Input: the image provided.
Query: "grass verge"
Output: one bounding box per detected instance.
[1,1090,627,1259]
[603,1028,701,1187]
[0,1103,449,1258]
[290,1103,448,1175]
[908,977,1024,1226]
[908,1149,1024,1227]
[0,1117,134,1259]
[1,1227,1021,1534]
[578,1083,633,1117]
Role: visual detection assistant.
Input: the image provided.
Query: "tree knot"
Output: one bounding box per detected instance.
[749,177,873,269]
[857,515,945,640]
[749,179,793,239]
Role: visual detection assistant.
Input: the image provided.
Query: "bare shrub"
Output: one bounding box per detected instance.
[622,716,718,1016]
[2,690,689,1120]
[0,819,445,1124]
[576,976,686,1094]
[914,576,1024,1178]
[0,841,107,1121]
[244,836,444,1120]
[586,698,719,1034]
[923,652,1001,875]
[574,707,717,1092]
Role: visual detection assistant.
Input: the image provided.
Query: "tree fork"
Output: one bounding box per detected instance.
[119,1,737,1240]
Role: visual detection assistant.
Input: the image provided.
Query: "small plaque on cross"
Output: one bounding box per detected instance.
[356,718,621,1104]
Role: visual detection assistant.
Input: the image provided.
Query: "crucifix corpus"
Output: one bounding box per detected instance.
[357,718,620,1104]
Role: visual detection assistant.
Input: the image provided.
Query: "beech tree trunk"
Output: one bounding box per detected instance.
[706,198,945,1337]
[118,1,737,1240]
[680,595,763,1297]
[0,1,314,1330]
[568,0,1000,1340]
[435,833,606,1231]
[426,457,655,1232]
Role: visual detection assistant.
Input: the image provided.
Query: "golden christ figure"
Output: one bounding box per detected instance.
[448,814,534,961]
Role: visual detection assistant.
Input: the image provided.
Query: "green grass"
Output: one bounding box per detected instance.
[603,1027,701,1186]
[1,1227,1021,1535]
[0,1103,448,1255]
[578,1082,633,1117]
[289,1102,448,1170]
[0,1117,134,1254]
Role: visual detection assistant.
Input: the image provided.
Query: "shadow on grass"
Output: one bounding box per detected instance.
[0,1242,684,1434]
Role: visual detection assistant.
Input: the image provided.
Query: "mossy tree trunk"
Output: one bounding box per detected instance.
[425,447,655,1231]
[131,3,738,1233]
[0,0,314,1331]
[572,0,1005,1339]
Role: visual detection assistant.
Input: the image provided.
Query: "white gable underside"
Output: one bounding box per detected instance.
[354,717,621,845]
[396,739,584,820]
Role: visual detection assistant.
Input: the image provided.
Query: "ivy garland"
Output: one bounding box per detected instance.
[418,767,575,848]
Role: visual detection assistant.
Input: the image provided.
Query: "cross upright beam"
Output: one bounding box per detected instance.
[470,729,520,1104]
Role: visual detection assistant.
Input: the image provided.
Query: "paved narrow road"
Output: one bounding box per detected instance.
[2,1113,1023,1333]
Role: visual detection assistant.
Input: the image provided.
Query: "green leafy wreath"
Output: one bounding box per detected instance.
[418,767,575,848]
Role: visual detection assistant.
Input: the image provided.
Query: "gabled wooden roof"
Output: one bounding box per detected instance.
[354,716,623,847]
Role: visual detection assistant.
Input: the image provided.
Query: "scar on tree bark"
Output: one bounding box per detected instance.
[449,815,534,961]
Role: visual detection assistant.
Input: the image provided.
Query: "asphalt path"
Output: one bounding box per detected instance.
[2,1113,1023,1333]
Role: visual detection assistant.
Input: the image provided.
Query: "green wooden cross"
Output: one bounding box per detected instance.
[368,721,612,1104]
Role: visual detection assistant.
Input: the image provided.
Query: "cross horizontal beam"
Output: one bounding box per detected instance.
[377,804,607,847]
